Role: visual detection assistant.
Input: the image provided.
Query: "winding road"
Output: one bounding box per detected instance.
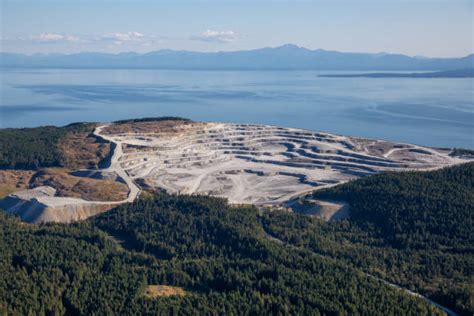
[93,125,141,203]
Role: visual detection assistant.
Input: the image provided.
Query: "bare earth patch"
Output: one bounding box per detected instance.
[144,285,186,298]
[30,168,129,202]
[0,170,36,198]
[101,119,196,136]
[59,127,111,169]
[290,199,349,221]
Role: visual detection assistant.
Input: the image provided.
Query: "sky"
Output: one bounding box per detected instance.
[1,0,473,57]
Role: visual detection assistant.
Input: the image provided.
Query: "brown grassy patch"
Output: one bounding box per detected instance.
[0,170,36,197]
[30,168,128,202]
[59,127,111,169]
[101,119,196,135]
[144,285,186,298]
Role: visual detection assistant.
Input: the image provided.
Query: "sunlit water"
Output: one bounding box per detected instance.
[1,68,473,148]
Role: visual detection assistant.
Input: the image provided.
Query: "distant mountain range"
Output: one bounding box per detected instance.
[1,44,473,70]
[320,68,474,78]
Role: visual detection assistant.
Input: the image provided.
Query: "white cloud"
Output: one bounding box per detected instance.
[191,30,237,43]
[35,33,79,42]
[101,32,146,45]
[1,31,162,51]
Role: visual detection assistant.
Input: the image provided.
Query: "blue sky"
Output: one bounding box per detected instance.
[1,0,472,57]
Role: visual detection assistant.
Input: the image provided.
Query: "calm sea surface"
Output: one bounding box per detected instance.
[1,69,473,148]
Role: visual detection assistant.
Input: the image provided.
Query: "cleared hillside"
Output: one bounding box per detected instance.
[1,118,470,223]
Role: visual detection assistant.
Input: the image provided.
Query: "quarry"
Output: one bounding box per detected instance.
[0,119,469,223]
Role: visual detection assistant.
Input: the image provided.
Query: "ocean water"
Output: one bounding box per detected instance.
[0,68,473,149]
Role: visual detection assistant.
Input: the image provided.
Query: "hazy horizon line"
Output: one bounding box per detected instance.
[1,44,473,59]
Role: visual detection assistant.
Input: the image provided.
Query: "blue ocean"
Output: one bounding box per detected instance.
[1,69,473,149]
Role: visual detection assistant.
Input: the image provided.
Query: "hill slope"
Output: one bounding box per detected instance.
[262,162,474,315]
[0,192,443,315]
[0,123,109,170]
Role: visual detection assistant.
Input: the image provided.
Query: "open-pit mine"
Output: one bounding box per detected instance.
[1,119,470,222]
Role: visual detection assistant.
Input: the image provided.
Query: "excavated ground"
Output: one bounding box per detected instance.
[108,121,466,205]
[1,120,470,223]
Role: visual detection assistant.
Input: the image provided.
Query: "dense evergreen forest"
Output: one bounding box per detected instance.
[0,123,95,170]
[0,192,442,315]
[262,162,474,315]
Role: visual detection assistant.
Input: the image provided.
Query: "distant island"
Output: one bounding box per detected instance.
[319,68,474,78]
[1,44,473,70]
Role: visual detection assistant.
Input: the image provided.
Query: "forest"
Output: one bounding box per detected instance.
[262,162,474,315]
[0,191,444,315]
